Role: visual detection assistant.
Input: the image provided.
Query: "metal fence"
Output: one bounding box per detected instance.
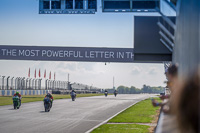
[0,76,42,90]
[0,76,102,93]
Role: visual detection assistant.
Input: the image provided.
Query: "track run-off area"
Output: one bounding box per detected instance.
[0,94,156,133]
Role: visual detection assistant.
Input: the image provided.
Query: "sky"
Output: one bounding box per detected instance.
[0,0,175,89]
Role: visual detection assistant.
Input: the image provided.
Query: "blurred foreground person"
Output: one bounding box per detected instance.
[152,64,178,114]
[174,69,200,133]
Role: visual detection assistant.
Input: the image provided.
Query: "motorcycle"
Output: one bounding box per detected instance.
[104,92,108,97]
[114,92,117,97]
[71,92,76,101]
[13,96,20,109]
[44,97,52,112]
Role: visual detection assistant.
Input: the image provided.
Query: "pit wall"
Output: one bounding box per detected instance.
[0,90,52,96]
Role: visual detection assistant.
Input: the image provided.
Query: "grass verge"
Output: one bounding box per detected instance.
[92,124,149,133]
[108,98,161,123]
[0,93,103,106]
[92,97,162,133]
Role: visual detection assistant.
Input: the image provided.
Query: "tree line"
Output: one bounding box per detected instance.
[105,85,165,94]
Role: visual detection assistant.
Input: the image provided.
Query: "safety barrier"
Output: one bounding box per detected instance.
[0,90,52,96]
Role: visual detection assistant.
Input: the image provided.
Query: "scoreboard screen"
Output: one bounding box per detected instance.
[104,1,130,9]
[75,0,83,9]
[88,0,97,9]
[66,0,73,9]
[39,0,160,14]
[132,1,157,9]
[103,0,160,12]
[39,0,96,14]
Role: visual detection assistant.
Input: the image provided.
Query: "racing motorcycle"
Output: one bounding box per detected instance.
[13,96,20,109]
[70,91,76,101]
[44,97,52,112]
[114,92,117,97]
[104,92,108,97]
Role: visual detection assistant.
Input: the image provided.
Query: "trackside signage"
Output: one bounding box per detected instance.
[0,45,134,62]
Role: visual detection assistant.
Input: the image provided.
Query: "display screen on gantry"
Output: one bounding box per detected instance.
[102,0,159,12]
[39,0,97,14]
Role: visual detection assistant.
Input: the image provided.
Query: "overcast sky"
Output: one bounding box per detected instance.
[0,0,175,89]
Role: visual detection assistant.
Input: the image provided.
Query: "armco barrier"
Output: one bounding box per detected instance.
[12,90,15,95]
[0,90,52,96]
[24,90,27,95]
[29,90,31,95]
[2,90,5,96]
[21,90,23,95]
[7,90,10,96]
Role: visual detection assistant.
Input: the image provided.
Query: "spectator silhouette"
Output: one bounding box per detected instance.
[173,68,200,133]
[152,64,178,114]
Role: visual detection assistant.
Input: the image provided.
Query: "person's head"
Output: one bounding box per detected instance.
[166,64,178,82]
[166,64,178,91]
[47,92,51,96]
[16,91,19,95]
[174,69,199,133]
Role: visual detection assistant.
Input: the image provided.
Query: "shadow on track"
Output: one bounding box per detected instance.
[8,108,16,110]
[39,111,46,113]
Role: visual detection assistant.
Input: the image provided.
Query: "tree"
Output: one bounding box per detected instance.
[115,85,164,94]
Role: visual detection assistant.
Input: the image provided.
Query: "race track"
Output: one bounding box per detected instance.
[0,94,155,133]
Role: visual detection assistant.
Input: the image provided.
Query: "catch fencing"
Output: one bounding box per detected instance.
[0,76,102,96]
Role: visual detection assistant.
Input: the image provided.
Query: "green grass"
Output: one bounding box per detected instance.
[0,93,103,106]
[108,98,161,123]
[92,124,149,133]
[92,97,161,133]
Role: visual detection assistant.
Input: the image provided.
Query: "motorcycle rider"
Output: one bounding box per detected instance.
[70,89,76,98]
[13,91,22,106]
[114,90,118,97]
[45,92,54,107]
[104,90,108,96]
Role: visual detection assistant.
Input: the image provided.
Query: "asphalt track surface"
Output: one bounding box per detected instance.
[0,94,155,133]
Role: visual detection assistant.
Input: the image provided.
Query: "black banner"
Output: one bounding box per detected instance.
[0,45,134,63]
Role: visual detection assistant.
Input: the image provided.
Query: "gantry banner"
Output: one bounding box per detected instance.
[0,45,134,63]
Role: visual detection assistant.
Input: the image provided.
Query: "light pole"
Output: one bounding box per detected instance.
[17,77,20,90]
[25,78,28,90]
[68,73,69,84]
[35,78,37,90]
[45,79,48,90]
[90,84,93,93]
[2,76,5,90]
[21,77,25,90]
[11,77,14,90]
[113,76,115,90]
[50,80,52,90]
[15,77,18,90]
[29,78,32,89]
[6,76,10,90]
[38,78,42,90]
[32,79,35,90]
